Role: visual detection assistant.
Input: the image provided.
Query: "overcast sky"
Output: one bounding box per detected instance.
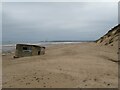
[2,2,118,42]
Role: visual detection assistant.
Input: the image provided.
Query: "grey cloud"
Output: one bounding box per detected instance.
[2,2,118,42]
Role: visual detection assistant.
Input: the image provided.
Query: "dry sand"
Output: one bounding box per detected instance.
[2,42,118,88]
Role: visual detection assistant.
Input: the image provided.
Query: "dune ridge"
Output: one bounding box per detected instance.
[96,24,120,47]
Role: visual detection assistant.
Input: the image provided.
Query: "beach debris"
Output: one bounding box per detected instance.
[94,78,97,81]
[14,44,45,58]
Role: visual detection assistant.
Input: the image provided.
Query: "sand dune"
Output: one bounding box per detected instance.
[96,24,120,48]
[2,42,118,88]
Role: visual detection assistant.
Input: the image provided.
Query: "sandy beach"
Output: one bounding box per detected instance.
[2,42,118,88]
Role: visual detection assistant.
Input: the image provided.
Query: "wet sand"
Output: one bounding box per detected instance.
[2,42,118,88]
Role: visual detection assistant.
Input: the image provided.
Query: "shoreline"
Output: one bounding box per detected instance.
[2,41,84,53]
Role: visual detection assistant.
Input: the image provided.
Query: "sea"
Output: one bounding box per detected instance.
[1,41,83,53]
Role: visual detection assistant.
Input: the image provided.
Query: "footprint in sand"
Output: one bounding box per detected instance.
[20,80,23,82]
[9,85,12,87]
[34,72,37,75]
[43,85,46,88]
[43,82,47,88]
[59,68,62,71]
[36,78,39,80]
[23,77,26,79]
[106,74,110,76]
[13,76,16,78]
[16,79,21,81]
[37,80,39,82]
[107,83,111,86]
[40,77,44,80]
[104,82,111,86]
[3,82,7,85]
[83,80,87,82]
[26,82,30,85]
[41,75,44,77]
[35,78,40,82]
[71,78,75,81]
[49,72,52,74]
[94,78,97,81]
[33,76,36,78]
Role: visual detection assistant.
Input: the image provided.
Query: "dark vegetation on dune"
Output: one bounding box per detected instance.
[96,24,120,46]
